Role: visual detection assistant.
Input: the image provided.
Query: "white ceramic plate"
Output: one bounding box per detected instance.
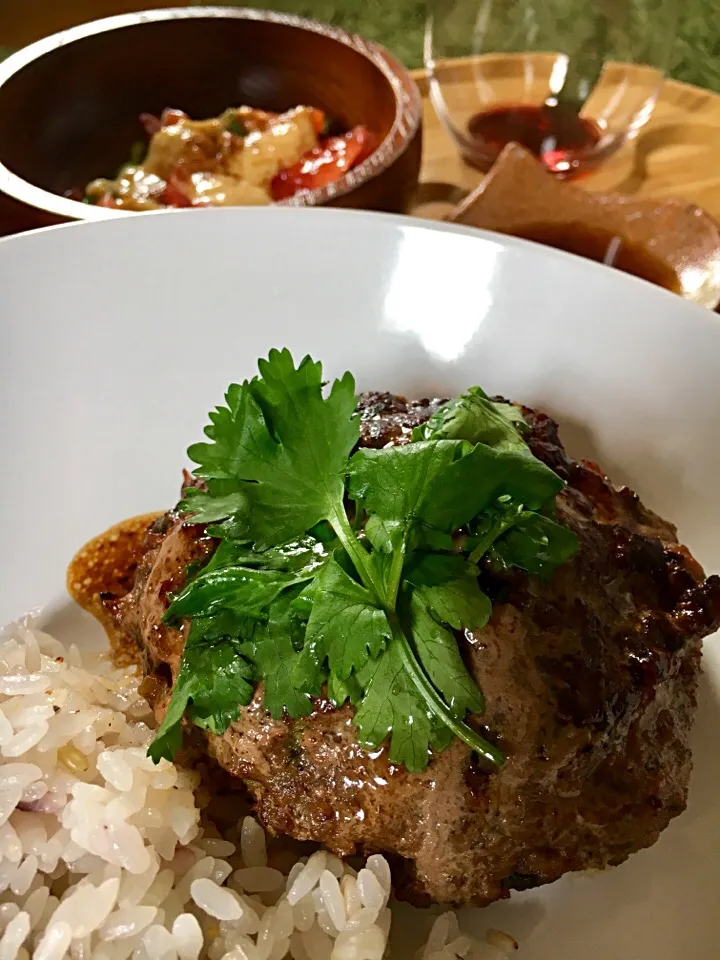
[2,207,720,959]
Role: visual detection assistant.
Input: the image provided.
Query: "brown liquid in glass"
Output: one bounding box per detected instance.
[467,103,601,175]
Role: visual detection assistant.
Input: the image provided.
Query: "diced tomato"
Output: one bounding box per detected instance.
[161,170,193,208]
[309,109,327,135]
[139,108,186,138]
[160,107,188,127]
[139,112,162,137]
[270,125,377,201]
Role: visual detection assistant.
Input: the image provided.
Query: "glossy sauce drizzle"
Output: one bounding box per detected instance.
[67,512,162,665]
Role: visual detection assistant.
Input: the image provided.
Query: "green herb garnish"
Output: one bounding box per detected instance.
[130,140,146,165]
[114,141,146,179]
[227,117,248,137]
[148,350,577,771]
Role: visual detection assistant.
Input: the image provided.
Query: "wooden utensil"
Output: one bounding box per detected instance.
[449,143,720,309]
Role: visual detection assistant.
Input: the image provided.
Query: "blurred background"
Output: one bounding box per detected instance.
[0,0,718,90]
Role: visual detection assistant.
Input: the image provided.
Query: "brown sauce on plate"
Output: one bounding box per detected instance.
[67,512,161,666]
[508,223,680,292]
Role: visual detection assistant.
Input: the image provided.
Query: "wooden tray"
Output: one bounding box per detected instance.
[410,61,720,223]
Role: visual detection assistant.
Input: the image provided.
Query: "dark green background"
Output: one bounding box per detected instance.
[226,0,718,91]
[1,0,717,92]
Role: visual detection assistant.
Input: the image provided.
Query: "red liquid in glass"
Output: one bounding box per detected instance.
[467,102,601,176]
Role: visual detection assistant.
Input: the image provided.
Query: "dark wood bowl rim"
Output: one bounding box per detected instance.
[0,5,422,221]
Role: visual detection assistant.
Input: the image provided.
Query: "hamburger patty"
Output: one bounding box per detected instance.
[106,392,720,905]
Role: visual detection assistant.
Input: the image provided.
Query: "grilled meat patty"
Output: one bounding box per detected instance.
[109,392,720,906]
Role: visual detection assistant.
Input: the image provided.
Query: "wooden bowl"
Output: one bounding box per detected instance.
[450,143,720,310]
[0,6,422,233]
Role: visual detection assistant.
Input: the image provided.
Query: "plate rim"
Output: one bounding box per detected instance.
[2,204,719,331]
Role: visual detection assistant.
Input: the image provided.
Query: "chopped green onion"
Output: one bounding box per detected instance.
[227,117,248,137]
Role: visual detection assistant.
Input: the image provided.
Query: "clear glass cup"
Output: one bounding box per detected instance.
[424,0,678,178]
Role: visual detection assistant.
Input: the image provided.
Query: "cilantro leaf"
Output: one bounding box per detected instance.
[349,440,462,536]
[413,386,530,452]
[181,607,261,645]
[420,444,564,528]
[354,633,435,772]
[295,556,390,684]
[187,645,255,732]
[363,513,404,554]
[465,499,526,563]
[350,440,563,538]
[353,617,490,772]
[253,591,314,719]
[184,350,359,545]
[256,628,315,720]
[404,553,492,633]
[327,670,362,708]
[147,633,254,763]
[186,381,268,483]
[405,593,485,716]
[180,487,248,525]
[204,536,330,576]
[490,511,578,579]
[149,350,577,775]
[243,350,359,543]
[165,565,306,622]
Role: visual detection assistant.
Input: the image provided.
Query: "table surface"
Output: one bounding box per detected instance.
[410,65,720,224]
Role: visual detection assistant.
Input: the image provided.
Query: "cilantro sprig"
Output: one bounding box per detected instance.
[148,350,577,771]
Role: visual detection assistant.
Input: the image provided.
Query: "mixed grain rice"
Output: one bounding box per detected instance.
[0,618,517,960]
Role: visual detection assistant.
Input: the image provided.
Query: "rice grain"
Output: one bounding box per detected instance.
[319,871,346,932]
[171,914,203,960]
[240,819,267,869]
[191,879,244,921]
[0,619,503,960]
[233,868,284,894]
[142,924,177,960]
[485,929,519,953]
[286,853,326,906]
[52,878,120,937]
[100,907,158,940]
[34,921,74,960]
[10,854,38,895]
[0,910,30,960]
[356,870,385,912]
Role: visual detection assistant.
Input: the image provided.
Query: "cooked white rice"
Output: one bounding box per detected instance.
[0,618,517,960]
